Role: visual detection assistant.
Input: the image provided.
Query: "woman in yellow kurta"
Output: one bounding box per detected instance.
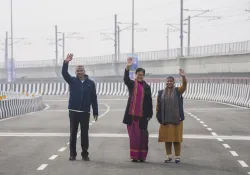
[156,69,187,163]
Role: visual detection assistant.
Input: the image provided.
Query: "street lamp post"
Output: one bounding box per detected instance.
[10,0,14,90]
[132,0,134,55]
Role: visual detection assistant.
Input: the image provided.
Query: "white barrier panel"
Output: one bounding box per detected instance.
[0,94,46,119]
[1,81,250,108]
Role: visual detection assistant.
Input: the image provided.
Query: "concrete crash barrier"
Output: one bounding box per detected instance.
[0,91,46,120]
[0,81,249,108]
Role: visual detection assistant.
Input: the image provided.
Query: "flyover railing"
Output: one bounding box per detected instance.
[0,40,249,68]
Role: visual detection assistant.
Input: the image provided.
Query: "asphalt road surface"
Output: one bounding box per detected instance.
[0,95,250,175]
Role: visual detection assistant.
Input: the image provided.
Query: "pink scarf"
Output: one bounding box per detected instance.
[129,80,144,117]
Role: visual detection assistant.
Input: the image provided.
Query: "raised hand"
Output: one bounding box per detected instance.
[126,57,133,70]
[65,53,73,63]
[179,68,185,77]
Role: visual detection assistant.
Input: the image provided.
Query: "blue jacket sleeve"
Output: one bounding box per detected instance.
[62,61,73,84]
[91,82,98,116]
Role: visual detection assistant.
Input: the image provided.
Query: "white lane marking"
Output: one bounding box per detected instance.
[230,151,239,157]
[1,133,250,140]
[248,172,250,174]
[196,118,201,121]
[67,142,69,145]
[45,109,124,112]
[207,128,212,131]
[203,124,208,127]
[49,155,58,160]
[217,138,224,142]
[37,164,48,170]
[43,99,128,102]
[211,132,217,136]
[238,160,249,167]
[44,104,50,110]
[200,121,204,124]
[223,144,231,148]
[58,147,67,152]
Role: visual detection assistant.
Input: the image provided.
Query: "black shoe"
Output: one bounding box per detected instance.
[82,156,90,161]
[139,160,145,163]
[69,156,76,161]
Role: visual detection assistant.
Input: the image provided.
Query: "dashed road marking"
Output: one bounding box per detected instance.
[185,110,249,174]
[223,144,231,148]
[211,132,217,136]
[238,160,249,167]
[217,138,224,142]
[49,155,58,160]
[58,147,67,152]
[229,151,239,157]
[37,164,48,170]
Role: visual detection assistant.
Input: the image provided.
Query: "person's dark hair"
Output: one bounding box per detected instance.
[136,68,145,75]
[166,76,174,81]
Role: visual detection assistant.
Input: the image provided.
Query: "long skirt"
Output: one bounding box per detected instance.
[127,120,149,160]
[158,121,183,142]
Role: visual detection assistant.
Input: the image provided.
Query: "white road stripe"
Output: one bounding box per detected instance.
[217,138,224,142]
[211,132,217,136]
[200,121,204,124]
[223,144,231,148]
[207,128,212,131]
[49,155,58,160]
[58,147,67,152]
[238,160,249,167]
[67,142,69,145]
[37,164,48,170]
[229,151,239,156]
[247,172,250,174]
[1,133,250,140]
[197,119,201,121]
[203,124,208,127]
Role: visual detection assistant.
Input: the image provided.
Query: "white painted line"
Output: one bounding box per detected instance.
[207,128,212,131]
[44,99,128,102]
[223,144,231,148]
[203,124,208,127]
[49,155,58,160]
[200,121,204,124]
[37,164,48,170]
[211,132,217,136]
[247,172,250,174]
[67,142,69,145]
[44,104,50,110]
[238,160,249,167]
[229,151,239,156]
[197,118,201,121]
[58,147,67,152]
[217,138,224,142]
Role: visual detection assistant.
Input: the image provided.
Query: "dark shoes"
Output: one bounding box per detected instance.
[82,156,90,161]
[69,156,76,161]
[69,156,90,161]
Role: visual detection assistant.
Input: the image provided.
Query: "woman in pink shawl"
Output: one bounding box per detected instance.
[123,60,153,162]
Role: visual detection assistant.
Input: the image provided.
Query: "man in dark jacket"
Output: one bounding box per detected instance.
[62,53,98,161]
